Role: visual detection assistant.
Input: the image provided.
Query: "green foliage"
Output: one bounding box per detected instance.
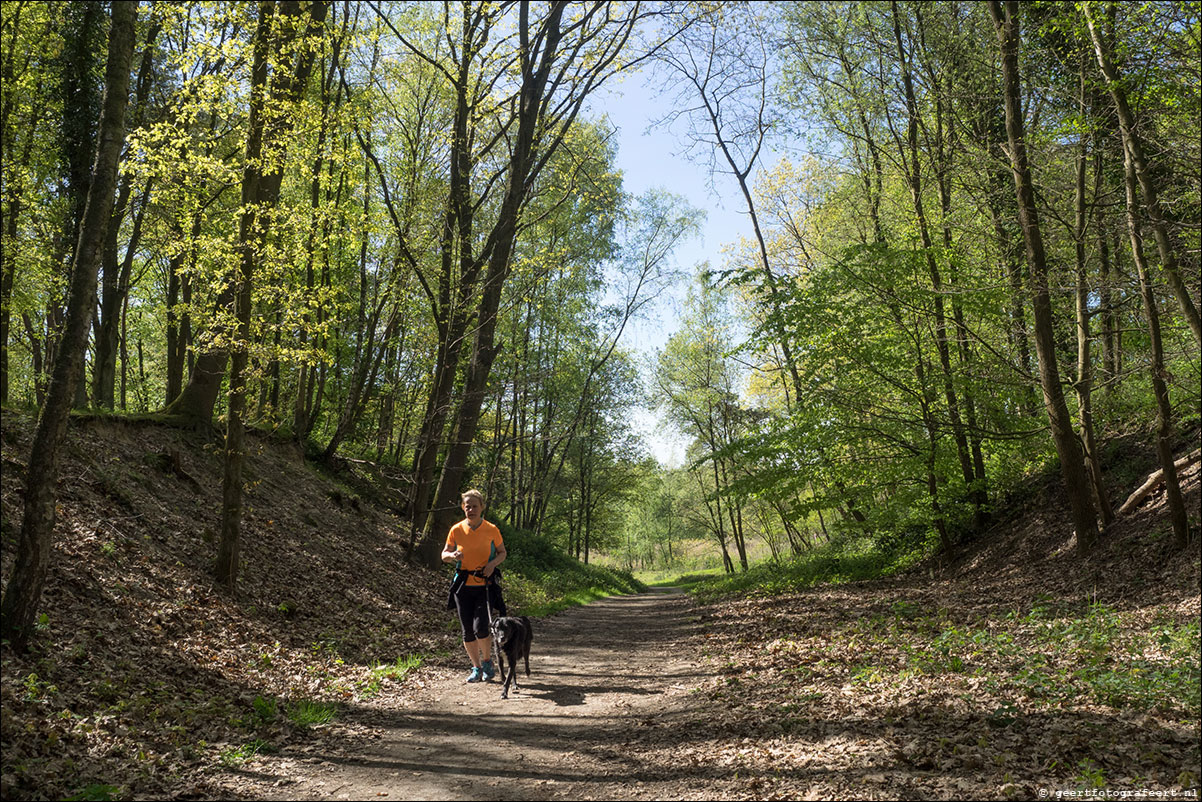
[284,699,337,728]
[251,695,277,724]
[689,536,904,602]
[493,521,645,616]
[358,654,424,698]
[20,672,58,703]
[218,738,275,767]
[65,784,121,802]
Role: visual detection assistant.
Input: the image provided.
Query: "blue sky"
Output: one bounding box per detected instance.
[587,71,763,467]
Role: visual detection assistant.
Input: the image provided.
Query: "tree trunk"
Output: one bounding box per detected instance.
[418,3,567,560]
[891,2,977,517]
[1073,98,1112,527]
[93,20,158,408]
[167,3,326,428]
[1120,140,1190,547]
[1083,5,1201,345]
[1,0,137,650]
[215,0,328,589]
[989,0,1099,554]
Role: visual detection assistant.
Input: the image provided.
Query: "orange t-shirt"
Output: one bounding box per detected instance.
[444,519,503,586]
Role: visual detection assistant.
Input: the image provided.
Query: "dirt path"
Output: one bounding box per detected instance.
[244,588,706,801]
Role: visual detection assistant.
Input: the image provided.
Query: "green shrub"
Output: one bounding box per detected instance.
[285,699,337,728]
[491,522,646,616]
[690,537,900,601]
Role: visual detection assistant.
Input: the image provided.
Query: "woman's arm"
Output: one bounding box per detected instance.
[484,543,506,575]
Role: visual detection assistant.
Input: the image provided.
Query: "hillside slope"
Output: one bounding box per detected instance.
[1,410,461,800]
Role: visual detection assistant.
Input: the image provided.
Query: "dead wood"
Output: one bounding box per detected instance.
[1117,447,1202,515]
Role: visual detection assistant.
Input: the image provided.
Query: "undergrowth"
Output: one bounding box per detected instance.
[840,597,1202,719]
[689,536,908,602]
[489,522,646,617]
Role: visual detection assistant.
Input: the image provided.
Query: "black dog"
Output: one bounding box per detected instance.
[490,615,532,699]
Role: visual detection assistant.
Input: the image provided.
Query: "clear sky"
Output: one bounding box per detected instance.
[587,69,763,468]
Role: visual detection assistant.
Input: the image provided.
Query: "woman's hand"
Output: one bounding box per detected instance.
[484,544,506,575]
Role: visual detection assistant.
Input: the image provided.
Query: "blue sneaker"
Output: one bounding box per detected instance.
[481,660,496,681]
[466,667,483,683]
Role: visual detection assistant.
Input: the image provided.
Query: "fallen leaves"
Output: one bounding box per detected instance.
[0,410,459,801]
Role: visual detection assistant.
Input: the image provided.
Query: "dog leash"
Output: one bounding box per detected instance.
[483,573,505,682]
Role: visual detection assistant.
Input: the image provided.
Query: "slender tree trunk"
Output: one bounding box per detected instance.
[932,57,989,529]
[1121,140,1190,547]
[1,1,137,650]
[1095,153,1119,391]
[1073,92,1113,526]
[94,19,158,408]
[1083,5,1201,345]
[215,0,275,589]
[164,214,195,405]
[891,2,976,513]
[216,0,328,589]
[990,0,1100,554]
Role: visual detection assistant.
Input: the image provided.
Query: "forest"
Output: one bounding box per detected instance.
[0,1,1199,800]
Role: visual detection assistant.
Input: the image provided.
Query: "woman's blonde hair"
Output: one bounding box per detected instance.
[461,489,485,508]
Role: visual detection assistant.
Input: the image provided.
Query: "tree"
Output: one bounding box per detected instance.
[989,0,1100,554]
[214,0,329,590]
[1082,2,1201,346]
[1117,96,1191,548]
[2,0,138,649]
[91,12,161,409]
[1,2,60,405]
[411,1,670,565]
[651,2,804,398]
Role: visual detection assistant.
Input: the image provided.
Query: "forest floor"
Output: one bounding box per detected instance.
[1,409,1200,800]
[216,546,1201,802]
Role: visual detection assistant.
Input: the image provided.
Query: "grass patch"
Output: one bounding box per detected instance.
[689,537,901,602]
[842,599,1201,717]
[637,568,726,589]
[358,654,424,698]
[218,738,274,767]
[285,699,337,728]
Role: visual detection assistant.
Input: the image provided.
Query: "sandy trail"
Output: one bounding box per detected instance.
[252,587,706,801]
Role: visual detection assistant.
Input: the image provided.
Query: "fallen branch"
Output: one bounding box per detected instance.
[1117,448,1202,515]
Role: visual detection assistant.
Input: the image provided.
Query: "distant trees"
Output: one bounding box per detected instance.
[655,275,753,572]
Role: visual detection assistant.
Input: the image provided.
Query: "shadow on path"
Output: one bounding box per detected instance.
[259,588,709,801]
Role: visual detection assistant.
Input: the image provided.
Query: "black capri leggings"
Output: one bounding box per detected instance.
[453,585,490,643]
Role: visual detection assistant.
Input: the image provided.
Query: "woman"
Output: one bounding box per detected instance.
[442,489,507,682]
